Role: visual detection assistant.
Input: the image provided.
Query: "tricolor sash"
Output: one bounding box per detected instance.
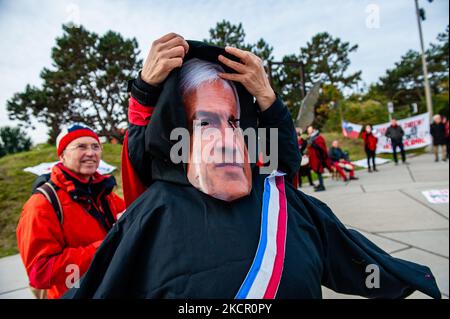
[235,171,288,299]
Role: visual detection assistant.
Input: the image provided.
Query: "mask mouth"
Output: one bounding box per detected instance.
[214,162,244,169]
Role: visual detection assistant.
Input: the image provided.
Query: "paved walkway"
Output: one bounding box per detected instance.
[0,153,448,299]
[301,153,448,299]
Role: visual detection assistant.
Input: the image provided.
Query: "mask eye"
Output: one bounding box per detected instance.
[193,119,211,128]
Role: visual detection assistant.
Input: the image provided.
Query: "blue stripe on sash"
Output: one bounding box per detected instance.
[235,177,271,299]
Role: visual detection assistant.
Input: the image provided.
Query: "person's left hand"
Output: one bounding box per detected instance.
[218,47,275,111]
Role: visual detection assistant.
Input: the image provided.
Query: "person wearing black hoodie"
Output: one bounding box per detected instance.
[385,119,406,165]
[430,114,447,162]
[64,33,441,299]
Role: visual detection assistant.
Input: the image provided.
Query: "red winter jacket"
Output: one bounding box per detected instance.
[361,131,378,152]
[307,134,331,174]
[16,163,125,299]
[121,96,154,207]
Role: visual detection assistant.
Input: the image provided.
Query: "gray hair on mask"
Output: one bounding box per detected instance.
[179,58,240,112]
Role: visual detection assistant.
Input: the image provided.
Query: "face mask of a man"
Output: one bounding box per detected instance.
[180,59,252,202]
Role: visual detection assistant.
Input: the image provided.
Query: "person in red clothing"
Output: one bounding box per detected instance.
[306,126,331,192]
[16,124,125,299]
[121,33,190,206]
[361,124,378,172]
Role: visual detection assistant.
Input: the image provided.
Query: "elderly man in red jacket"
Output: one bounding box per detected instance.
[17,125,125,299]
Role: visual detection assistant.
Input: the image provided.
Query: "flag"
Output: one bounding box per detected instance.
[341,121,362,139]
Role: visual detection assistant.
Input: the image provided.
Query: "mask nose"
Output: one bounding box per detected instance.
[220,127,244,164]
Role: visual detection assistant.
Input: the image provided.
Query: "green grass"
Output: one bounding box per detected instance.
[322,132,365,161]
[0,143,123,258]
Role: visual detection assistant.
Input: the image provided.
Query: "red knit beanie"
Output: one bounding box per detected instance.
[56,124,100,156]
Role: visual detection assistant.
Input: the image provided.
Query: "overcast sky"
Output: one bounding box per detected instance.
[0,0,448,144]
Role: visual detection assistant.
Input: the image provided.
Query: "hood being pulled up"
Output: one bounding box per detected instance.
[144,40,258,186]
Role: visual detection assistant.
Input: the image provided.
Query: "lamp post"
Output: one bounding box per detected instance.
[387,101,394,121]
[414,0,434,120]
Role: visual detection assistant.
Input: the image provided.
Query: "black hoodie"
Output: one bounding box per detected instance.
[64,41,441,299]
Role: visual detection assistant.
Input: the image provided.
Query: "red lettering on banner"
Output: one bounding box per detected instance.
[404,138,425,146]
[402,119,423,128]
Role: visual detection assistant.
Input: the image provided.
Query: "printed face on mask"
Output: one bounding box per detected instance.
[182,80,252,201]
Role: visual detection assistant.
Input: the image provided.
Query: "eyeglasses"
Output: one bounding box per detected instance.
[66,143,102,153]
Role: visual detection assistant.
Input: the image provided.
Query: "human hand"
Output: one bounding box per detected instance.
[141,33,189,86]
[218,46,275,111]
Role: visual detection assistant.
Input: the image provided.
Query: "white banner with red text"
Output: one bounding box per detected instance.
[342,113,431,153]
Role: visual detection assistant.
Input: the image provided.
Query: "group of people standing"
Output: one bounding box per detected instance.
[383,115,449,164]
[293,126,360,192]
[292,112,450,192]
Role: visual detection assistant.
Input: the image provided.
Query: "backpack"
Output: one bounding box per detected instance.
[34,181,63,224]
[29,176,63,299]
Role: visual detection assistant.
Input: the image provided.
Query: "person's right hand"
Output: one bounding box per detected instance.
[141,33,189,86]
